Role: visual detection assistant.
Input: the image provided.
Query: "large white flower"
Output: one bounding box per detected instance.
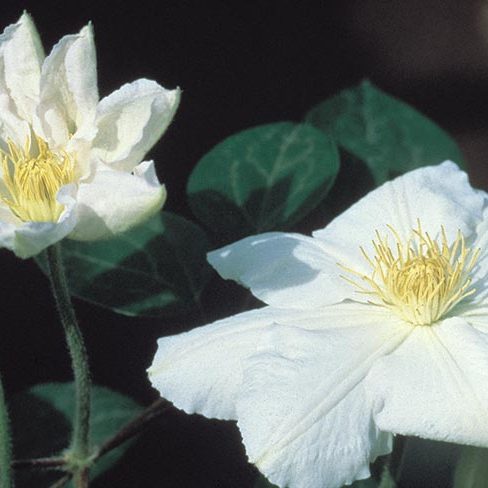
[0,13,180,258]
[148,161,488,488]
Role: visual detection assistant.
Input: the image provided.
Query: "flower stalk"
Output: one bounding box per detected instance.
[46,243,91,487]
[12,457,65,470]
[0,372,13,488]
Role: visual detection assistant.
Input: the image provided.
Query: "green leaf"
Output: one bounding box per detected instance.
[352,480,379,488]
[10,382,143,486]
[37,212,212,318]
[254,475,279,488]
[187,122,339,243]
[306,80,464,184]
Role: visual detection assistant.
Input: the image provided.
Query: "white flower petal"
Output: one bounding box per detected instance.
[66,131,98,179]
[148,304,375,421]
[456,302,488,334]
[0,13,41,144]
[91,79,180,171]
[0,12,43,123]
[0,98,30,147]
[0,203,20,225]
[70,161,165,241]
[464,205,488,304]
[313,162,486,275]
[366,318,488,446]
[236,318,409,488]
[208,232,355,308]
[35,23,97,147]
[149,307,304,420]
[0,183,77,258]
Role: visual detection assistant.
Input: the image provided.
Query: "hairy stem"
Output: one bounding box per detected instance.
[48,474,72,488]
[13,399,171,480]
[12,457,64,470]
[46,244,91,487]
[0,373,12,488]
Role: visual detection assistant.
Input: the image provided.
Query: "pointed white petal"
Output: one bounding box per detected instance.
[0,12,43,123]
[35,24,97,147]
[65,130,98,179]
[148,306,328,420]
[236,316,409,488]
[366,318,488,446]
[91,79,180,171]
[313,162,486,275]
[70,161,165,241]
[464,205,488,305]
[0,100,30,147]
[456,302,488,334]
[0,13,41,144]
[149,302,386,421]
[0,183,77,258]
[208,232,355,308]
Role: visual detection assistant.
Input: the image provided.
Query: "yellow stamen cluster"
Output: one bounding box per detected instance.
[1,135,74,222]
[341,221,480,325]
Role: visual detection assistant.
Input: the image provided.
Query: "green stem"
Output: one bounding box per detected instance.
[392,436,408,486]
[13,457,64,470]
[0,373,13,488]
[378,462,396,488]
[73,469,88,488]
[48,474,72,488]
[46,244,91,485]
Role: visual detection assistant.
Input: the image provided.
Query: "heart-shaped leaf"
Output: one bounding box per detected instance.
[11,382,143,486]
[187,122,339,243]
[306,80,464,184]
[37,212,212,318]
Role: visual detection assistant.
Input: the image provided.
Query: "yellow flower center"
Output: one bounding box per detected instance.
[1,135,74,222]
[341,221,480,325]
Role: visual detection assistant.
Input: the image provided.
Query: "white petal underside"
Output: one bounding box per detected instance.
[0,12,43,124]
[70,161,165,241]
[0,13,41,144]
[367,318,488,447]
[91,79,180,171]
[35,24,98,148]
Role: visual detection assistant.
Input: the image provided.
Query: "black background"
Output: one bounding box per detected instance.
[2,1,488,486]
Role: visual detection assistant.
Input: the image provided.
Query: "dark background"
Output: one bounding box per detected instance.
[2,1,488,486]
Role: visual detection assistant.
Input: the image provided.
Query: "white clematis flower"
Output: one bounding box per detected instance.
[149,161,488,488]
[0,13,180,258]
